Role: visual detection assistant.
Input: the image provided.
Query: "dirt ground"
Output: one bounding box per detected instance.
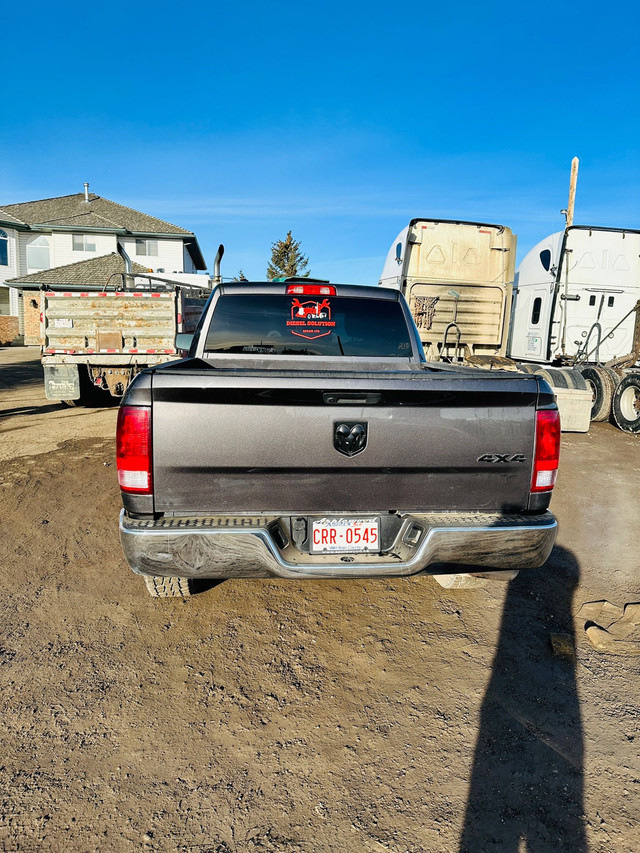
[1,346,639,853]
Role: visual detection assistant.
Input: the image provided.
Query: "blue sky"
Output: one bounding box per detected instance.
[2,0,639,282]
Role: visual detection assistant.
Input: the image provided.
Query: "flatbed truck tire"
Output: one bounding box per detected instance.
[143,575,192,598]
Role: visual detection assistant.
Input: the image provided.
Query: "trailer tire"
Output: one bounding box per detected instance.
[564,369,589,391]
[611,373,640,433]
[143,575,192,598]
[545,368,571,388]
[580,366,615,422]
[533,368,555,388]
[605,367,623,390]
[517,363,539,374]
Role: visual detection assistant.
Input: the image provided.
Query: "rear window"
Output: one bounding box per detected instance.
[204,294,414,357]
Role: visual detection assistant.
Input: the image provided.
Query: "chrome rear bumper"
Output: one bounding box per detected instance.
[119,510,557,580]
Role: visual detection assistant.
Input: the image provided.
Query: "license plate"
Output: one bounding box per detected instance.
[310,517,380,554]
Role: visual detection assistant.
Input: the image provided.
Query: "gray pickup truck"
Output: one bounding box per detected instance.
[116,281,560,597]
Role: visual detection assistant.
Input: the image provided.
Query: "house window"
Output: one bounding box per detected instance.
[26,235,50,272]
[135,239,158,257]
[0,230,7,266]
[72,234,96,252]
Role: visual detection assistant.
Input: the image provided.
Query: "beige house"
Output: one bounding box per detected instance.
[0,187,206,341]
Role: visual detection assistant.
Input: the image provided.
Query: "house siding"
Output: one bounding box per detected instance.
[51,231,117,268]
[120,236,186,274]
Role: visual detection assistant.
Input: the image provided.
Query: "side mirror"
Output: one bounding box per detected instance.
[175,333,194,353]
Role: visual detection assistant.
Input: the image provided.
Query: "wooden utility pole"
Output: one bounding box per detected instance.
[565,157,579,227]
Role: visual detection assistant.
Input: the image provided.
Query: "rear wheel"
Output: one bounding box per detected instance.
[580,366,615,421]
[143,575,192,598]
[611,373,640,433]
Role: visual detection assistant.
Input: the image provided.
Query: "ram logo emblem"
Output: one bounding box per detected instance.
[334,422,368,457]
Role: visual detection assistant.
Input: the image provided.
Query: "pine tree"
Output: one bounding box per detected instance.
[232,270,248,282]
[266,231,310,280]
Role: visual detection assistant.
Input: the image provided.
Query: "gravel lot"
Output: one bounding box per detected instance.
[1,345,639,853]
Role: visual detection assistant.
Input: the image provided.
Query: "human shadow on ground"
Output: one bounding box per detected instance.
[459,545,587,852]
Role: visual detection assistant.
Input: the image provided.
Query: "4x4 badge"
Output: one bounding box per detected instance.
[334,422,368,457]
[478,453,526,463]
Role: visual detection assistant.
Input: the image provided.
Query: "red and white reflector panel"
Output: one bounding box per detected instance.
[116,406,152,494]
[531,409,561,492]
[286,284,336,295]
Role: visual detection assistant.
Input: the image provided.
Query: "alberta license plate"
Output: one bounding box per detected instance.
[310,517,380,553]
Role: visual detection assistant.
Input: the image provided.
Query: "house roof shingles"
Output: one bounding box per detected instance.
[0,193,191,235]
[6,253,154,288]
[0,192,207,270]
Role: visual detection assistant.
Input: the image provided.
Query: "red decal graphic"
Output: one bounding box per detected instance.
[287,299,336,340]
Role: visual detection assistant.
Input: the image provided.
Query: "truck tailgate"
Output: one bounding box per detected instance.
[43,291,178,354]
[150,369,538,514]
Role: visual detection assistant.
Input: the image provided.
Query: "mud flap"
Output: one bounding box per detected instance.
[44,364,80,400]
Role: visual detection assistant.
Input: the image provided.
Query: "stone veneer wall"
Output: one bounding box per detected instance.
[0,315,19,345]
[23,293,43,345]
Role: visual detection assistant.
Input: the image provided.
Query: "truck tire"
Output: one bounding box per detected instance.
[143,575,192,598]
[611,373,640,433]
[564,369,589,391]
[517,363,539,374]
[533,368,555,388]
[580,366,614,422]
[605,367,623,390]
[545,368,571,388]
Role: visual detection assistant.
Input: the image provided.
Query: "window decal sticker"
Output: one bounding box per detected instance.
[287,298,336,340]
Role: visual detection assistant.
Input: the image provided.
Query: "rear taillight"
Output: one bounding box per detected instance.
[531,409,561,492]
[286,284,336,295]
[116,406,152,494]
